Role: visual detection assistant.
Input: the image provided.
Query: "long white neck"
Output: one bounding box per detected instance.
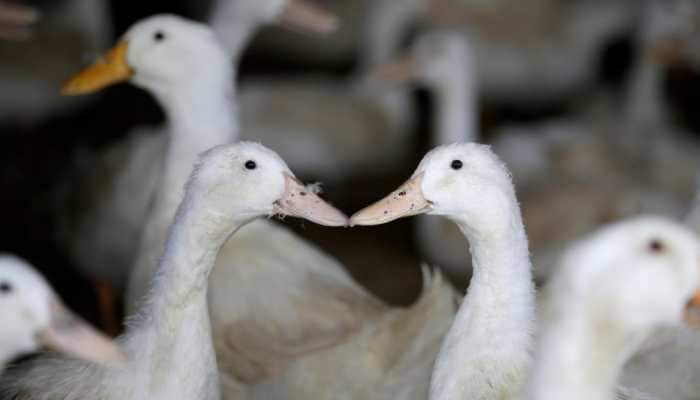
[127,72,238,312]
[527,304,645,400]
[430,61,478,146]
[126,189,252,399]
[429,196,535,399]
[208,0,259,64]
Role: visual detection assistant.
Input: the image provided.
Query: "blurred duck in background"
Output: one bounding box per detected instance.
[0,254,125,372]
[0,0,112,123]
[238,0,424,182]
[56,0,336,333]
[423,0,636,108]
[527,217,700,400]
[489,0,700,282]
[0,142,347,399]
[371,31,479,285]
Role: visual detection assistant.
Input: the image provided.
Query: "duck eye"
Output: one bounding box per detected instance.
[451,160,463,170]
[244,160,257,170]
[0,281,13,294]
[648,239,665,253]
[154,31,166,42]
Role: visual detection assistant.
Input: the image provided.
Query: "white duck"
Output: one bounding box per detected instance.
[0,254,125,372]
[490,0,700,282]
[57,0,333,326]
[351,143,536,400]
[66,15,458,400]
[375,31,479,284]
[423,0,636,106]
[527,216,700,400]
[0,142,347,399]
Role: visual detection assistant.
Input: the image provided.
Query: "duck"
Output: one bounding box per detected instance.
[56,0,334,330]
[0,253,125,372]
[65,14,458,400]
[489,0,700,282]
[0,142,347,399]
[526,216,700,400]
[236,0,424,181]
[351,142,536,400]
[374,30,479,285]
[422,0,636,107]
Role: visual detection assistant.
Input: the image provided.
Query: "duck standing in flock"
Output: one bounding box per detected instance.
[0,142,347,399]
[0,254,125,372]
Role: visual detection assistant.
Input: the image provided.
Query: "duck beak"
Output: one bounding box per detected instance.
[61,41,133,95]
[273,173,348,227]
[684,290,700,327]
[369,54,417,85]
[35,298,127,367]
[277,0,339,35]
[350,173,431,226]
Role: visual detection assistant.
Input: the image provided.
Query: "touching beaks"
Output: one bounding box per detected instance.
[350,173,432,226]
[273,173,348,227]
[61,41,133,95]
[277,0,339,35]
[684,290,700,328]
[35,298,127,367]
[368,54,417,85]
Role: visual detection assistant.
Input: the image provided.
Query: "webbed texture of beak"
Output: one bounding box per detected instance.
[36,299,127,367]
[684,290,700,327]
[274,173,348,227]
[350,173,431,226]
[61,41,133,95]
[277,0,339,35]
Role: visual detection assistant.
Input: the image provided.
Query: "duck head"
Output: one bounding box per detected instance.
[0,255,126,367]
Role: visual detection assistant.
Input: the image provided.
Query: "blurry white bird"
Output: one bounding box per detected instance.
[237,0,425,181]
[0,142,347,399]
[373,31,479,284]
[351,143,536,400]
[490,0,700,282]
[424,0,636,107]
[527,216,700,400]
[56,0,335,329]
[0,254,125,372]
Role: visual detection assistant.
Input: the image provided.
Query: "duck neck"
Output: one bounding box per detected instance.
[208,1,260,64]
[430,200,535,399]
[528,307,644,400]
[431,66,478,146]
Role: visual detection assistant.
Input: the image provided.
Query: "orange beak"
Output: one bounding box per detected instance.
[350,173,432,226]
[61,41,133,95]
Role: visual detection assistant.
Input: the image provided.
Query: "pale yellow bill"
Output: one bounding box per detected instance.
[278,0,339,35]
[61,41,133,95]
[274,173,348,227]
[36,299,127,367]
[350,173,432,226]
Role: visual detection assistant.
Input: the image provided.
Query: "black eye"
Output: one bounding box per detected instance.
[0,281,13,294]
[451,160,463,170]
[244,160,257,170]
[154,31,165,42]
[648,239,665,253]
